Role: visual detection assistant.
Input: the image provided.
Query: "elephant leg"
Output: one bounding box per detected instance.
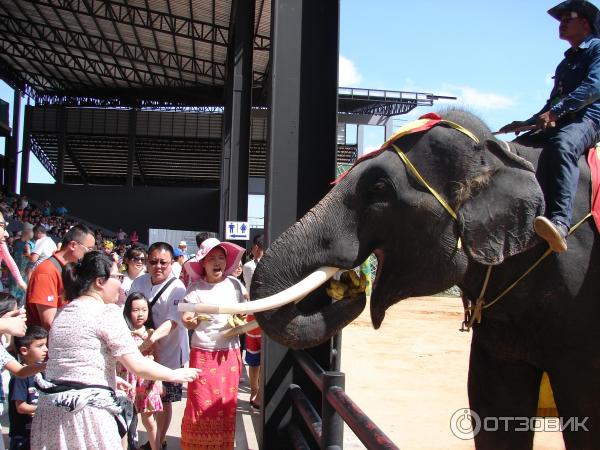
[548,364,600,450]
[468,337,542,450]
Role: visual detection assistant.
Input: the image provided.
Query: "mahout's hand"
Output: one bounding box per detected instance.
[536,111,557,130]
[497,120,527,134]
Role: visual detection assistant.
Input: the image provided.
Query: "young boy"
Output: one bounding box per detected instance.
[8,326,48,450]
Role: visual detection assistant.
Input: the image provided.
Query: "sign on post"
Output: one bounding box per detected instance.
[225,221,250,240]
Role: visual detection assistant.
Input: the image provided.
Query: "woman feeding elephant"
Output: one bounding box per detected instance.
[179,238,246,450]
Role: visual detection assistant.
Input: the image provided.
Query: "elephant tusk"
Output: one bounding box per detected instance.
[177,266,340,314]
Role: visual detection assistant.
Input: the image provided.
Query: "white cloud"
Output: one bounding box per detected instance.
[362,145,381,156]
[339,55,362,87]
[441,84,514,110]
[396,80,514,112]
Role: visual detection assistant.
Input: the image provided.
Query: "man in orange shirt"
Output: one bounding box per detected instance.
[25,224,95,330]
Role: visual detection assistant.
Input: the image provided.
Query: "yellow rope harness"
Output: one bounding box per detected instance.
[461,212,593,331]
[389,118,479,249]
[392,145,458,221]
[384,117,594,332]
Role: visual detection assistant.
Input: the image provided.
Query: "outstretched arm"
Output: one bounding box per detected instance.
[4,360,46,378]
[118,351,200,383]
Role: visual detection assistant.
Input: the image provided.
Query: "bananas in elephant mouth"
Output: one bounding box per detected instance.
[326,270,368,301]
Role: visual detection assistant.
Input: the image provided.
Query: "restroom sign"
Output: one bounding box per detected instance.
[225,221,250,240]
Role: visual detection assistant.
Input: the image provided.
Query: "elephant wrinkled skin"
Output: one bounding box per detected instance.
[251,109,600,449]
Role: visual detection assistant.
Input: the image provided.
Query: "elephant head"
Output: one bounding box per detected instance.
[252,110,545,349]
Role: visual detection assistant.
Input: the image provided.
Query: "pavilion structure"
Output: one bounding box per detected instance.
[0,1,452,447]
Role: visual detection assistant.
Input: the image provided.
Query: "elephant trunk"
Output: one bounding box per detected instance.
[252,201,366,349]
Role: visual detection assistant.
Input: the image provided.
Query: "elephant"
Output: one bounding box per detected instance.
[250,109,600,450]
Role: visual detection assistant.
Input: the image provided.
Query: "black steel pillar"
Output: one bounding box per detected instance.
[127,108,137,187]
[263,0,339,448]
[19,105,31,192]
[219,0,254,238]
[56,107,66,185]
[5,90,20,194]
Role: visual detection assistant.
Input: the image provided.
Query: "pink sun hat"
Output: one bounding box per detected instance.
[185,237,245,281]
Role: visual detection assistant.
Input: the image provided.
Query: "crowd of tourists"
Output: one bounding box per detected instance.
[0,194,265,450]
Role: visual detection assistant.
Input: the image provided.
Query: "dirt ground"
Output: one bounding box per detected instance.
[340,296,566,450]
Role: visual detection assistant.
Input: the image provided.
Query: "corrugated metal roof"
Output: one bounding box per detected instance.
[0,0,271,106]
[1,2,448,187]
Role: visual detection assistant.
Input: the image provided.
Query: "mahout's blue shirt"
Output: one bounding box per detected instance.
[528,35,600,125]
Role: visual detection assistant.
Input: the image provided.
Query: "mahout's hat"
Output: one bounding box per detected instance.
[548,0,600,35]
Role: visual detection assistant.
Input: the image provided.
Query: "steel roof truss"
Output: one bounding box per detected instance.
[0,3,77,89]
[164,0,184,83]
[0,34,74,89]
[25,2,102,88]
[0,45,61,93]
[2,7,226,83]
[79,0,136,89]
[26,0,253,48]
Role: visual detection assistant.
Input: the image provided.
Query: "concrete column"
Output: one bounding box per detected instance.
[263,0,340,447]
[19,105,31,192]
[385,117,395,140]
[357,124,365,157]
[219,0,254,239]
[56,107,66,185]
[127,108,137,187]
[5,90,21,194]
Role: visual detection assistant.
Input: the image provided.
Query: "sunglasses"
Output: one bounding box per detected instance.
[130,256,145,262]
[0,221,8,229]
[109,274,124,282]
[148,259,172,267]
[75,241,94,252]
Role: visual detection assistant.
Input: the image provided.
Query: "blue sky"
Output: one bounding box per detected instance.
[340,0,569,151]
[0,0,576,188]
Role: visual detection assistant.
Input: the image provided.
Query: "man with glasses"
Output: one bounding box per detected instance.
[499,0,600,253]
[130,242,189,449]
[25,224,95,330]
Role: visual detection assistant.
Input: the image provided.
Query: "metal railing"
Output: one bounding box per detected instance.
[288,349,399,450]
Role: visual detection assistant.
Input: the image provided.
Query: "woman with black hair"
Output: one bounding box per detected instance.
[118,246,147,307]
[30,251,200,450]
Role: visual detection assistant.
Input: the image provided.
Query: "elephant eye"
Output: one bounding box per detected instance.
[369,180,388,193]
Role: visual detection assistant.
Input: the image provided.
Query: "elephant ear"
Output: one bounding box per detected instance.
[457,139,545,265]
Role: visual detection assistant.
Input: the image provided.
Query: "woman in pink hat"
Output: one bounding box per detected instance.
[179,238,246,450]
